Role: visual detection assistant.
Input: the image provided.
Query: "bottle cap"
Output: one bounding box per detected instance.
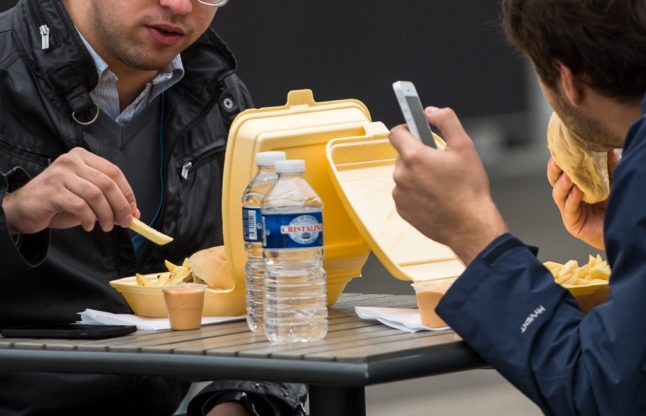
[275,159,305,173]
[256,151,286,166]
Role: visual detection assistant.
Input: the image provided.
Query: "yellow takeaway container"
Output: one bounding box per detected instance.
[221,89,464,311]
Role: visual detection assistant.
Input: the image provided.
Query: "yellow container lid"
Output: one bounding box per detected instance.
[326,127,465,282]
[223,90,374,305]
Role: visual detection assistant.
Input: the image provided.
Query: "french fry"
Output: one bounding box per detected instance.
[556,260,578,285]
[164,260,177,273]
[129,218,173,246]
[544,254,611,287]
[167,258,191,286]
[544,261,563,276]
[158,273,170,286]
[589,263,611,281]
[136,273,154,287]
[134,260,189,288]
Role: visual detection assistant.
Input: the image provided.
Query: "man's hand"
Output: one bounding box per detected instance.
[389,107,508,265]
[1,147,139,235]
[546,150,620,250]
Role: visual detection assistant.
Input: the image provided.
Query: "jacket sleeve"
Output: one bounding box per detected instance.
[437,230,646,415]
[0,167,49,277]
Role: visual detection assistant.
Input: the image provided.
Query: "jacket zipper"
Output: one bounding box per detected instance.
[137,143,225,263]
[179,143,226,181]
[39,25,50,50]
[27,0,52,51]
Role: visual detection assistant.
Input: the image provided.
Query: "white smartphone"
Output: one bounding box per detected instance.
[392,80,436,148]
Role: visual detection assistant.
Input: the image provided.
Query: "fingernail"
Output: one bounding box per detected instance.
[425,106,439,115]
[124,215,133,226]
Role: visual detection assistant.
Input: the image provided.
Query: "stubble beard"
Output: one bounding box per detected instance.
[553,93,623,151]
[90,9,179,72]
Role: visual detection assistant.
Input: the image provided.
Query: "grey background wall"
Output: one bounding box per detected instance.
[214,0,527,127]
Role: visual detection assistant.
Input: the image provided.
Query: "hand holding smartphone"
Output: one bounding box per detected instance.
[392,80,437,148]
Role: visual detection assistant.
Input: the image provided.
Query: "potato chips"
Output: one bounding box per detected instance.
[544,254,611,287]
[135,258,191,288]
[133,246,235,291]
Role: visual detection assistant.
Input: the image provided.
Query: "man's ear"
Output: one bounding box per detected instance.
[556,62,586,107]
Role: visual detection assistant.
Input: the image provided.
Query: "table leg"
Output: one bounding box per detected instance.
[308,385,366,416]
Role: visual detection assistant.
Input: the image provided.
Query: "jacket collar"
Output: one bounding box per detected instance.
[16,0,97,119]
[175,25,239,105]
[15,0,237,118]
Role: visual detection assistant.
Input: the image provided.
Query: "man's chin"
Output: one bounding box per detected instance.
[126,58,177,72]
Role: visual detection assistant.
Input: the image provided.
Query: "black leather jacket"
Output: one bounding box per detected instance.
[0,0,259,414]
[0,0,253,323]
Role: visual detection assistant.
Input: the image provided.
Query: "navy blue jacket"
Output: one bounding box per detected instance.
[437,95,646,415]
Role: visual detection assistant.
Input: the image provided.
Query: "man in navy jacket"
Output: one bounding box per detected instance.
[389,1,646,415]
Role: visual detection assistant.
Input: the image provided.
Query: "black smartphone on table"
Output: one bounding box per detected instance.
[0,323,137,339]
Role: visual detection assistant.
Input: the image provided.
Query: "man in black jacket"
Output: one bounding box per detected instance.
[0,0,305,414]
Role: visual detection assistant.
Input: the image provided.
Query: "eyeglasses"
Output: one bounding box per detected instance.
[194,0,229,6]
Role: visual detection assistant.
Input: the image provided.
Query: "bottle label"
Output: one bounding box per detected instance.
[263,212,324,249]
[242,207,263,243]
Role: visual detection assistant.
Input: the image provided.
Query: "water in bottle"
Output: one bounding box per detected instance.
[242,151,286,334]
[262,159,328,343]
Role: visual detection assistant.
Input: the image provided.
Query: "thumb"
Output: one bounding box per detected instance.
[424,107,470,148]
[389,123,426,156]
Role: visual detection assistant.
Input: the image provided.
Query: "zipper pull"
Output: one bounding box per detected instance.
[181,161,193,180]
[39,25,50,50]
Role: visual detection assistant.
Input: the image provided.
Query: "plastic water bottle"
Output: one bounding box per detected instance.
[242,151,286,334]
[262,159,328,343]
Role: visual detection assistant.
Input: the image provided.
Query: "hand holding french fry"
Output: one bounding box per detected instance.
[2,147,138,235]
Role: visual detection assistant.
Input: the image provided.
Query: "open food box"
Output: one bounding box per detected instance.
[222,89,465,312]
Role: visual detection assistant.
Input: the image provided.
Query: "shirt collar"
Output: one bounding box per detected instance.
[77,31,185,88]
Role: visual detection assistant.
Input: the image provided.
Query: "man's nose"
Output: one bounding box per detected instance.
[159,0,193,15]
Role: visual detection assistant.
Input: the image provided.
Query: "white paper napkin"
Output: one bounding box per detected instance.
[355,306,450,332]
[79,309,245,331]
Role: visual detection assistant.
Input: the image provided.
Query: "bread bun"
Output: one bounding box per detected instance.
[547,112,609,204]
[189,246,235,291]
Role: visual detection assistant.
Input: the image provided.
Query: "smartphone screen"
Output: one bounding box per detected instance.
[0,323,137,339]
[393,81,437,148]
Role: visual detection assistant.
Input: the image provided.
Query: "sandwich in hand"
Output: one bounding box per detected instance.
[547,112,610,204]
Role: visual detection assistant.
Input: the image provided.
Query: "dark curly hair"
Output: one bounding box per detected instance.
[502,0,646,102]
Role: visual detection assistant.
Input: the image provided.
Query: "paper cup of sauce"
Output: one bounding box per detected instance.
[411,279,455,328]
[162,283,207,330]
